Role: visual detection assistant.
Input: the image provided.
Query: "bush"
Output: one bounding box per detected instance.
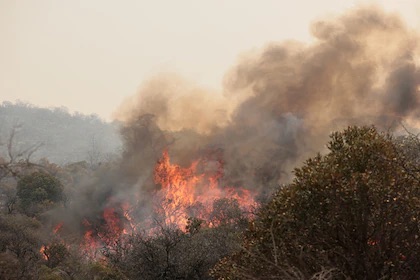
[17,172,63,214]
[212,126,420,279]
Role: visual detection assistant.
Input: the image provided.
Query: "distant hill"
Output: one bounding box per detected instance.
[0,101,122,164]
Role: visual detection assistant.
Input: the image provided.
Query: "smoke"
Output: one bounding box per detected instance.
[48,7,420,240]
[116,7,419,192]
[116,75,231,134]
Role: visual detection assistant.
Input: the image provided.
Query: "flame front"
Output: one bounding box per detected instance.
[154,150,200,227]
[42,150,256,260]
[154,150,255,229]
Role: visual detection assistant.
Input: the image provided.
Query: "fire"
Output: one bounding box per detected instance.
[40,222,64,260]
[81,219,100,258]
[53,222,64,234]
[154,150,201,227]
[83,231,100,258]
[80,206,127,257]
[42,149,257,260]
[40,245,48,260]
[122,202,136,233]
[103,207,123,240]
[154,150,256,229]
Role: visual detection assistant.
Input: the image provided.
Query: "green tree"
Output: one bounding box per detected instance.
[212,126,420,279]
[16,172,64,214]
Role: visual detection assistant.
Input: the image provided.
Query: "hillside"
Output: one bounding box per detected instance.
[0,101,121,164]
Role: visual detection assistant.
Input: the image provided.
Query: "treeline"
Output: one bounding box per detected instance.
[0,126,419,279]
[0,101,121,164]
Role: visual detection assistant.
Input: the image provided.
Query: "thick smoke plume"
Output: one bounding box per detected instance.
[116,7,420,191]
[51,7,420,244]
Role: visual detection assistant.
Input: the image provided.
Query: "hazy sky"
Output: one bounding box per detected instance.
[1,0,419,120]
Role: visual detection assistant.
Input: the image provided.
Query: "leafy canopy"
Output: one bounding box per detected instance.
[213,126,420,279]
[17,172,64,209]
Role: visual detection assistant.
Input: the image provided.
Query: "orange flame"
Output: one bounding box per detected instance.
[40,245,48,260]
[44,150,257,260]
[122,202,136,233]
[39,222,65,260]
[81,219,100,258]
[154,150,201,227]
[53,222,64,234]
[154,150,256,229]
[102,207,124,246]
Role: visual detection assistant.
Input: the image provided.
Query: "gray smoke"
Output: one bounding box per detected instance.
[116,7,419,194]
[49,7,420,237]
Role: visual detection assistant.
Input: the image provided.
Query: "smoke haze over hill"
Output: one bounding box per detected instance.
[0,102,121,164]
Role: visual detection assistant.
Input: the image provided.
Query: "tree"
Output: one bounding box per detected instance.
[86,135,102,169]
[118,224,242,280]
[0,213,43,279]
[111,197,249,280]
[209,198,248,229]
[16,172,64,215]
[42,243,69,269]
[0,124,45,214]
[212,126,420,279]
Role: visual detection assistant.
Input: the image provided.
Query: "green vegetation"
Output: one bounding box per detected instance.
[17,172,64,214]
[212,126,420,279]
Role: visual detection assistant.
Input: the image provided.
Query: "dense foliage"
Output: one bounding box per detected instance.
[212,126,420,279]
[17,172,64,214]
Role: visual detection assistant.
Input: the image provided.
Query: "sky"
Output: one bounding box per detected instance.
[1,0,419,120]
